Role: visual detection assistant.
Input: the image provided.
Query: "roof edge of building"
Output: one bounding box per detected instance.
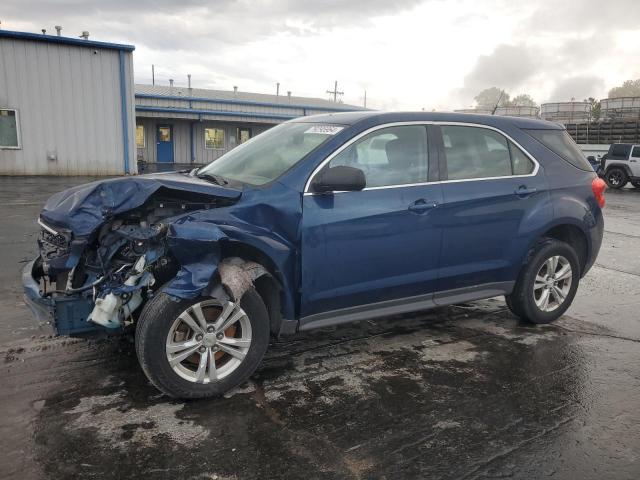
[0,29,135,51]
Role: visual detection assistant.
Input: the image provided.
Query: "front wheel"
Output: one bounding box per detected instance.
[135,288,270,399]
[506,239,580,324]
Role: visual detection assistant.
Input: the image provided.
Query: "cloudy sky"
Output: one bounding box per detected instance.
[3,0,640,110]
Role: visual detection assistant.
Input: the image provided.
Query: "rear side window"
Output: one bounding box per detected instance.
[631,146,640,158]
[525,129,592,171]
[612,144,631,158]
[441,126,535,180]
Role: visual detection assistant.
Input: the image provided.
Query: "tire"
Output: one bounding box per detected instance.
[505,239,580,324]
[604,167,628,189]
[135,288,270,399]
[631,181,640,189]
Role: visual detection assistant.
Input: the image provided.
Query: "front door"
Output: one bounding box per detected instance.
[434,124,551,297]
[156,125,174,163]
[630,145,640,176]
[300,124,443,320]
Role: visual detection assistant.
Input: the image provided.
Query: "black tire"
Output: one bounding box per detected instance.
[135,288,270,399]
[631,181,640,189]
[604,167,628,189]
[505,238,580,324]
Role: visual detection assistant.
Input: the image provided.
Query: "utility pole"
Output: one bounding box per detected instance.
[326,80,343,102]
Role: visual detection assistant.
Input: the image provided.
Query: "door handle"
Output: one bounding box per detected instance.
[408,199,438,213]
[514,186,537,197]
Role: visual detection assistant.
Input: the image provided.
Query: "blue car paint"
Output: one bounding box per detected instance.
[301,183,444,316]
[25,112,604,335]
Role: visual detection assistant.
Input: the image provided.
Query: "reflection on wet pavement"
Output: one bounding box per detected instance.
[1,178,639,479]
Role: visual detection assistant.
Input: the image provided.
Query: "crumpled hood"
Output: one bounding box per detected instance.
[40,172,242,237]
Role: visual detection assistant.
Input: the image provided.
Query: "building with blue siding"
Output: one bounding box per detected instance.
[0,28,362,175]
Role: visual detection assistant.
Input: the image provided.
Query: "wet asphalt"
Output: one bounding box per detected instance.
[0,176,638,480]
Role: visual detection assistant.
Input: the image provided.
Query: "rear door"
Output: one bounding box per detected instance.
[434,124,551,298]
[300,124,443,319]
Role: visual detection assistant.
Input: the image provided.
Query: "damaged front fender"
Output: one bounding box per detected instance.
[163,219,227,298]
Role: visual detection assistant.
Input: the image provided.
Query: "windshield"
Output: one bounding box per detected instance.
[198,122,344,185]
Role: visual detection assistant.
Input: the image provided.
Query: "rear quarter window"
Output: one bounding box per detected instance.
[611,144,632,158]
[525,129,593,171]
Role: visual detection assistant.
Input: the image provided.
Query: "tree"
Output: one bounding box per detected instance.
[584,97,601,121]
[510,94,537,107]
[474,87,510,109]
[608,79,640,98]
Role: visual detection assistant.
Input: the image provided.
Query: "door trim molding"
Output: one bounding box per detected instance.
[298,281,515,331]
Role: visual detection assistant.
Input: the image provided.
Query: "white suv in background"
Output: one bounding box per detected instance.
[601,143,640,189]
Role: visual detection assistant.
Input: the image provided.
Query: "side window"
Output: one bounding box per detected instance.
[612,144,631,158]
[135,125,145,148]
[631,146,640,158]
[509,142,535,175]
[441,126,533,180]
[0,109,20,149]
[328,126,428,188]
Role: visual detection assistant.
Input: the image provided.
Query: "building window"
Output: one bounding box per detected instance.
[205,128,225,149]
[0,109,20,149]
[136,125,145,148]
[237,127,252,144]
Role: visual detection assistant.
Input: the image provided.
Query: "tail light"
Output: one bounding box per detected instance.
[592,177,607,208]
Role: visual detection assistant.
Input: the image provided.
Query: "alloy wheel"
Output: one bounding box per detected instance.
[608,171,622,186]
[533,255,572,312]
[165,300,252,384]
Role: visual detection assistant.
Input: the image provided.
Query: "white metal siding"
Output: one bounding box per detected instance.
[0,37,135,175]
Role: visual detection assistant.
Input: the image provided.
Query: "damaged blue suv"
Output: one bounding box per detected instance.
[23,112,606,398]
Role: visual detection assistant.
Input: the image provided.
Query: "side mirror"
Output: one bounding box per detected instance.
[311,165,366,193]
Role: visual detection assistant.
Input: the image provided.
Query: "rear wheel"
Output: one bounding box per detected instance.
[605,167,628,189]
[506,239,580,324]
[135,288,269,399]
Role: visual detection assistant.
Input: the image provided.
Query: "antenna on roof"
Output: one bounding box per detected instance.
[492,89,505,115]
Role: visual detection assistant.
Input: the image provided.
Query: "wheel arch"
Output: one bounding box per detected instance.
[605,162,632,178]
[218,241,288,336]
[532,223,589,276]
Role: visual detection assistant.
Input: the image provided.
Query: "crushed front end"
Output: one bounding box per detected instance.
[22,173,242,337]
[25,210,178,336]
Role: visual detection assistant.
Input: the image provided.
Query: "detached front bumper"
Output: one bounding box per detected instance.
[22,257,99,336]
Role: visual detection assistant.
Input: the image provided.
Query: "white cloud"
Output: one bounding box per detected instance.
[3,0,640,109]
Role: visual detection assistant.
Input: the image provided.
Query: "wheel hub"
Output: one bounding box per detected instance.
[202,333,217,347]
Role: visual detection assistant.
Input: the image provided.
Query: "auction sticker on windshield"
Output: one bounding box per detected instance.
[305,125,344,135]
